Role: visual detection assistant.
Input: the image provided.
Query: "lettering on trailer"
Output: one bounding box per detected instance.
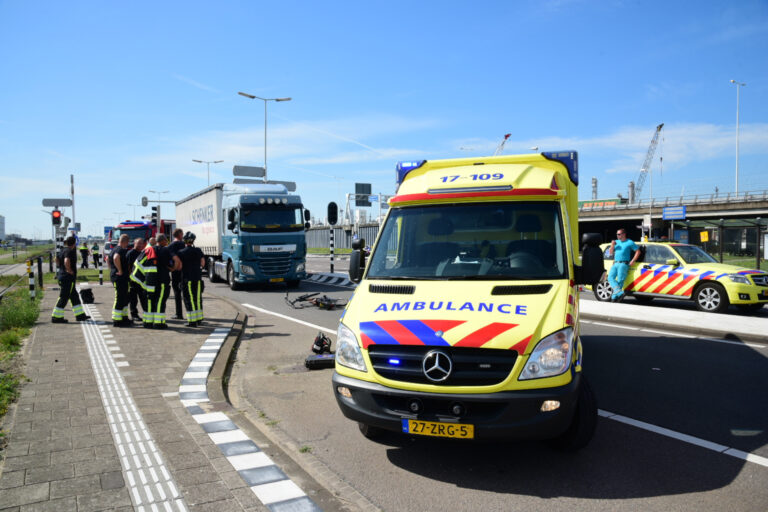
[373,301,528,315]
[188,204,215,225]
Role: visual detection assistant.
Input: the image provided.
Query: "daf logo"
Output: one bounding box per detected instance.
[422,350,452,382]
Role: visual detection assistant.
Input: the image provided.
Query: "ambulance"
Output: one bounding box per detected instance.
[332,151,605,450]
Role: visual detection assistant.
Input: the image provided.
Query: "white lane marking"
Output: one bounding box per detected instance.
[642,329,696,338]
[589,321,640,330]
[600,409,768,468]
[696,337,767,349]
[242,303,336,335]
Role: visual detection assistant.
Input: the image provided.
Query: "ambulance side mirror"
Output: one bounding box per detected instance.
[349,238,366,283]
[576,233,604,285]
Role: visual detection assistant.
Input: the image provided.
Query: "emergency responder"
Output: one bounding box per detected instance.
[145,234,180,329]
[78,240,90,269]
[110,234,131,327]
[178,232,206,327]
[126,238,147,321]
[52,236,90,323]
[168,228,186,320]
[91,242,100,268]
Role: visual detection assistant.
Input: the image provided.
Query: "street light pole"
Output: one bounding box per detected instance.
[730,80,746,196]
[192,159,224,186]
[238,92,292,181]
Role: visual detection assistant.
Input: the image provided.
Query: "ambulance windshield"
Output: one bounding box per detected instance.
[367,202,567,280]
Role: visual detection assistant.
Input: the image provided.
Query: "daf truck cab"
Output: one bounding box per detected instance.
[332,152,604,450]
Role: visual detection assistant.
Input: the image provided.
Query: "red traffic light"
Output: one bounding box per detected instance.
[52,210,62,225]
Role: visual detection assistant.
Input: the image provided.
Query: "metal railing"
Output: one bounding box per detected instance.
[581,189,768,212]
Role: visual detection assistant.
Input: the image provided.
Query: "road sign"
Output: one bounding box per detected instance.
[368,195,378,203]
[233,165,266,177]
[662,206,687,220]
[355,183,371,206]
[42,198,72,207]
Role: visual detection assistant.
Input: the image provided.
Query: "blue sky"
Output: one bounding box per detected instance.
[1,0,767,239]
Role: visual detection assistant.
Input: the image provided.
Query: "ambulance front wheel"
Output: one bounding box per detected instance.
[550,376,597,452]
[593,279,613,302]
[358,422,385,440]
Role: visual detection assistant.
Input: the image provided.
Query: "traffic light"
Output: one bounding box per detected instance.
[150,206,158,226]
[327,202,338,226]
[52,209,62,226]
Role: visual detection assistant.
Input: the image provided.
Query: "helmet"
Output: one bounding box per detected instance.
[183,231,196,242]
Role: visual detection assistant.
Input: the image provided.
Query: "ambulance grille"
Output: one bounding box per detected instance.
[368,345,517,386]
[491,284,552,295]
[753,275,768,287]
[368,284,415,295]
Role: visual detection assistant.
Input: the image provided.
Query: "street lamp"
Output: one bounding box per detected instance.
[126,203,140,219]
[148,190,169,202]
[238,91,292,180]
[192,159,224,186]
[730,79,746,196]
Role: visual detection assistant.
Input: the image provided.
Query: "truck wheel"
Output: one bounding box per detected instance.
[550,376,597,452]
[593,279,612,302]
[227,262,240,291]
[207,258,219,283]
[694,283,729,313]
[358,422,386,440]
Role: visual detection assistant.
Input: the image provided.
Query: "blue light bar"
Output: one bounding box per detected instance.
[542,151,578,186]
[388,358,401,366]
[396,160,427,184]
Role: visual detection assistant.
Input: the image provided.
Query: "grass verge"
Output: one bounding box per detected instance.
[0,286,41,427]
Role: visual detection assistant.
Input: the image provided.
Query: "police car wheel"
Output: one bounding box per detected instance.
[593,279,612,302]
[550,376,597,452]
[358,422,386,440]
[694,283,729,313]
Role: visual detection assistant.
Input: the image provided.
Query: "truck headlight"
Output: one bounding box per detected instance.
[296,262,305,273]
[727,274,750,285]
[519,327,574,380]
[336,323,367,372]
[240,264,255,275]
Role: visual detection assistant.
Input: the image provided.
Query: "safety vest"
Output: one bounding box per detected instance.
[92,245,99,254]
[130,247,157,293]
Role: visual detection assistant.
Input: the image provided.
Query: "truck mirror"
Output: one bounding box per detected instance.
[304,209,311,222]
[581,233,602,247]
[227,221,237,232]
[304,221,310,230]
[228,209,236,222]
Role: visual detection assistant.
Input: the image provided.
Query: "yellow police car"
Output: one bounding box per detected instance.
[593,241,768,313]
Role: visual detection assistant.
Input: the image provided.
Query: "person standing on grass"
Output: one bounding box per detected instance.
[52,236,90,323]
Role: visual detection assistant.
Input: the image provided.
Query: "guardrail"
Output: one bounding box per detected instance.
[580,189,768,212]
[0,275,26,304]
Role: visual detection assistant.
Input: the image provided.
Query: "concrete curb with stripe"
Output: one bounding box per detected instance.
[306,273,355,288]
[178,318,322,511]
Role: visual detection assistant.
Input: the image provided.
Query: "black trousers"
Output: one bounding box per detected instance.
[171,270,183,317]
[129,282,147,317]
[146,281,171,325]
[52,275,84,318]
[181,279,204,322]
[92,254,99,267]
[111,278,129,321]
[80,250,89,268]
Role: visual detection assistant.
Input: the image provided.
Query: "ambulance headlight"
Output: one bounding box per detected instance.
[336,323,367,372]
[519,327,574,380]
[727,274,750,285]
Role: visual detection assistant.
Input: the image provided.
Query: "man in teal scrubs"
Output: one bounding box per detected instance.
[608,228,640,302]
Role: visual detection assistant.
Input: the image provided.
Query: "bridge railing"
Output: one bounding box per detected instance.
[580,189,768,211]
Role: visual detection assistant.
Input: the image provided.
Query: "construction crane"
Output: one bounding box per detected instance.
[493,133,512,156]
[631,123,664,203]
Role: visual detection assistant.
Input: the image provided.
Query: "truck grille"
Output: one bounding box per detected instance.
[256,254,292,276]
[368,345,517,386]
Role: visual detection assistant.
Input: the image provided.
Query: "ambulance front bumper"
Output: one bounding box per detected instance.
[332,372,580,440]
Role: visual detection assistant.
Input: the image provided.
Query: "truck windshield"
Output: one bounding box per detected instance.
[673,244,717,264]
[240,205,304,232]
[112,227,152,244]
[366,202,567,280]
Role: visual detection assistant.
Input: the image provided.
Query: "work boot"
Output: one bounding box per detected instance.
[143,322,153,329]
[187,322,197,328]
[154,323,168,330]
[120,319,133,327]
[75,314,91,321]
[52,317,68,324]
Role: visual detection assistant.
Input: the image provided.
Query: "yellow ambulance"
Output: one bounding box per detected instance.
[332,151,605,450]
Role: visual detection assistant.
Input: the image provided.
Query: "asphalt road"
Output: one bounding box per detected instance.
[205,272,768,512]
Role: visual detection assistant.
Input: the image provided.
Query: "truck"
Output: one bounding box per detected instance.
[175,183,310,289]
[332,151,605,450]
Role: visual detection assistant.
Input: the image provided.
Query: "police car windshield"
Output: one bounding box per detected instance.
[366,202,567,280]
[673,244,718,264]
[240,205,304,232]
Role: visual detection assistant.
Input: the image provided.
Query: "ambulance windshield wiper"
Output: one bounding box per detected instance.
[455,275,534,280]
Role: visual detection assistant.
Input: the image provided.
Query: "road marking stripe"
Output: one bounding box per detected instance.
[599,409,768,468]
[587,321,639,330]
[642,328,696,338]
[242,303,336,335]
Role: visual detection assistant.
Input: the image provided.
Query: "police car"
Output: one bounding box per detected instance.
[593,241,768,313]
